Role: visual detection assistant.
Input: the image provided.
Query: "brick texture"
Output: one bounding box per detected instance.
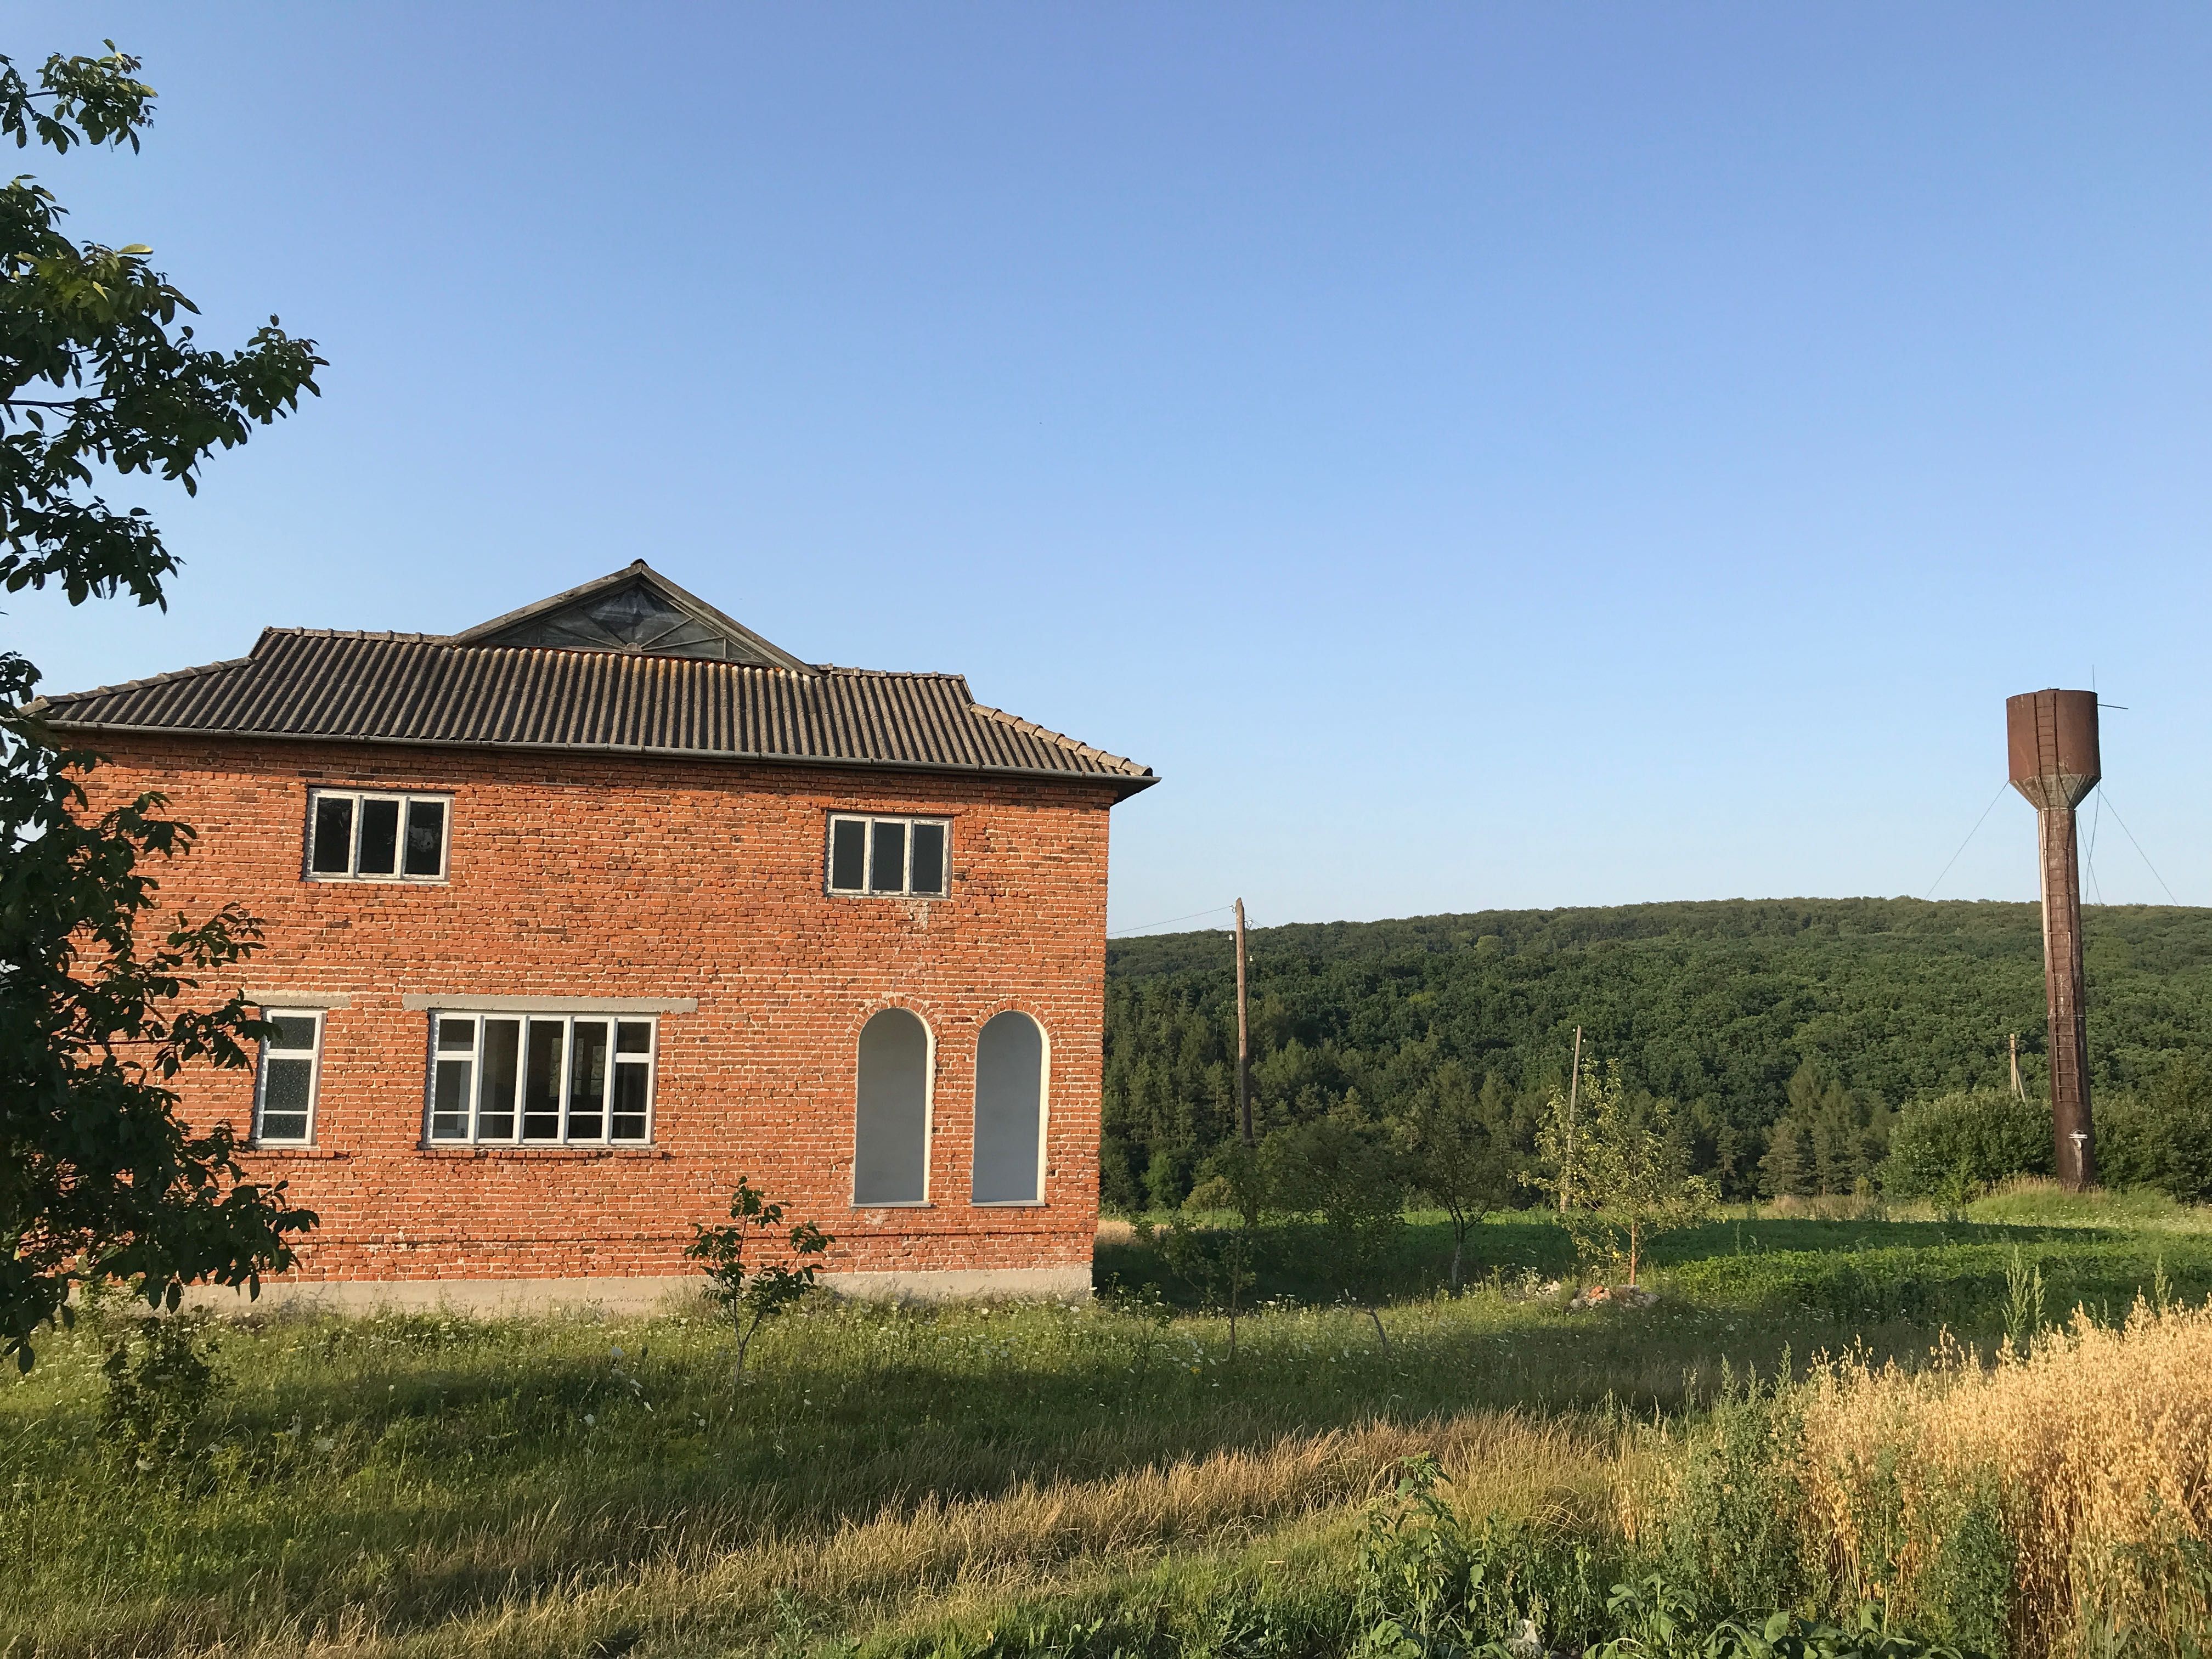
[84,739,1117,1285]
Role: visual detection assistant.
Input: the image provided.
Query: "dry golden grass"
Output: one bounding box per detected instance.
[452,1410,1623,1654]
[1793,1299,2212,1655]
[79,1410,1618,1657]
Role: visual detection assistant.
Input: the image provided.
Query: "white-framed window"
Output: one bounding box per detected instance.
[307,789,450,882]
[425,1011,656,1145]
[827,814,949,897]
[255,1009,324,1145]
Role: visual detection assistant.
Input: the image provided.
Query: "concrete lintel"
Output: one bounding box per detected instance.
[247,990,354,1009]
[398,995,699,1014]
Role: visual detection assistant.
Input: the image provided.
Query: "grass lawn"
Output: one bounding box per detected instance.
[5,1192,2209,1657]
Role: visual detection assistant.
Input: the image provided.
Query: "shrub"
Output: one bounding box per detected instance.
[685,1176,832,1381]
[1881,1089,2050,1199]
[2095,1059,2212,1202]
[1661,1370,1808,1616]
[100,1313,224,1476]
[1353,1454,1614,1652]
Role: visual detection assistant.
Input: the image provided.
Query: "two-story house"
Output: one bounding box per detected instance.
[32,562,1155,1308]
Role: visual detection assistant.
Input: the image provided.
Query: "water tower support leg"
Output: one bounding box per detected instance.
[2038,802,2096,1190]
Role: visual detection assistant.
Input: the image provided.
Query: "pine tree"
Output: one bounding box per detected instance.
[1759,1121,1812,1198]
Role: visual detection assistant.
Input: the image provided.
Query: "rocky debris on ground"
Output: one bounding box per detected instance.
[1568,1284,1658,1311]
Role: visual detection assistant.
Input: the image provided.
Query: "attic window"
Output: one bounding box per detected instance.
[307,789,450,882]
[827,815,948,898]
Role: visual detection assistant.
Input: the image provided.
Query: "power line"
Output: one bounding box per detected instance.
[2094,788,2180,905]
[1924,779,2012,900]
[1107,902,1239,939]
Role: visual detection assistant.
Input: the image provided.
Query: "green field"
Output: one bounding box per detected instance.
[7,1189,2210,1658]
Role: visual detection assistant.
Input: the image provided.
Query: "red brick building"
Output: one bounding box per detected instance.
[33,563,1154,1307]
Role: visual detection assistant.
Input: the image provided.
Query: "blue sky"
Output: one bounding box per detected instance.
[12,4,2209,931]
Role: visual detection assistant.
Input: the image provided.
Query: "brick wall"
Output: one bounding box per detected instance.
[83,738,1117,1284]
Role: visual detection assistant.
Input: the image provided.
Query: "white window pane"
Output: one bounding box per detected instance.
[910,822,946,895]
[830,819,866,890]
[611,1060,650,1141]
[311,796,353,873]
[868,821,906,894]
[260,1056,313,1142]
[268,1013,320,1052]
[479,1018,521,1140]
[568,1020,609,1140]
[358,798,400,874]
[522,1021,565,1141]
[431,1057,473,1141]
[404,798,445,877]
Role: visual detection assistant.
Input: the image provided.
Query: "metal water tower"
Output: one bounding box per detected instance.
[2005,688,2100,1189]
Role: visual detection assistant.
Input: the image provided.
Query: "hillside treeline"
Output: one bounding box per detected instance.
[1101,898,2212,1210]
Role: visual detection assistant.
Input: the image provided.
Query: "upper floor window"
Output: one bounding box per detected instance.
[308,789,450,882]
[255,1009,324,1145]
[828,814,947,898]
[426,1011,656,1145]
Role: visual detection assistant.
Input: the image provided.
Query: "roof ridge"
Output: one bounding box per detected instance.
[818,665,970,681]
[261,629,833,674]
[969,700,1150,777]
[261,627,450,645]
[29,651,258,709]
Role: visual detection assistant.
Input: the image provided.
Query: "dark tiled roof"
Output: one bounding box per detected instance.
[31,629,1155,793]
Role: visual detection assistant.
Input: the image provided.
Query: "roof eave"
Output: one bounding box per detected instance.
[40,719,1160,800]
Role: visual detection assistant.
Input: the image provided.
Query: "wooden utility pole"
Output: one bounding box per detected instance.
[1560,1025,1582,1213]
[2010,1032,2025,1101]
[1235,899,1252,1146]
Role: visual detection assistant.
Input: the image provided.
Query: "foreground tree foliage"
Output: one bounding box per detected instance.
[0,42,322,1369]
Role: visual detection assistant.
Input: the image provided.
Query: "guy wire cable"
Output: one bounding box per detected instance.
[1923,778,2012,901]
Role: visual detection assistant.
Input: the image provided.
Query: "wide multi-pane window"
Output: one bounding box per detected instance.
[307,789,450,881]
[426,1012,655,1144]
[827,815,948,897]
[255,1010,324,1145]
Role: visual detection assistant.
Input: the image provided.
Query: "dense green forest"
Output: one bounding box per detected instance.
[1101,898,2212,1211]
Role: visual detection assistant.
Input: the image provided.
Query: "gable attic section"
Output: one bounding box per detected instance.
[448,560,814,670]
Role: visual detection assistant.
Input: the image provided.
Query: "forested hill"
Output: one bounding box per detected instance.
[1100,898,2212,1210]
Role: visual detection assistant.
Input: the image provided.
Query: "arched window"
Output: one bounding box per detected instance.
[972,1011,1046,1205]
[854,1008,931,1204]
